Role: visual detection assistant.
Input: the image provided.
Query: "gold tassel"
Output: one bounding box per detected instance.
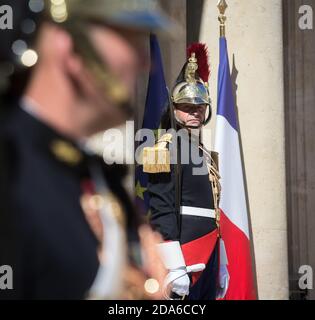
[211,151,219,171]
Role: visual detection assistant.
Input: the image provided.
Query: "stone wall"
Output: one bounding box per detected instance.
[200,0,288,299]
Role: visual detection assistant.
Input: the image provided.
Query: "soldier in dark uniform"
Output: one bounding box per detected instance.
[143,44,230,300]
[0,0,171,300]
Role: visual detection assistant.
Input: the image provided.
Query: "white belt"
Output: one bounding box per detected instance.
[180,206,216,219]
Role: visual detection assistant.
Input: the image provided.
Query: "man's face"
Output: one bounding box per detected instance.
[69,24,149,133]
[175,103,207,128]
[89,25,148,101]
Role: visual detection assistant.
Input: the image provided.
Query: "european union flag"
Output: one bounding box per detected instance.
[135,34,168,215]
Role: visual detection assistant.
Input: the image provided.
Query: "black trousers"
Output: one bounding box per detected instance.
[187,241,219,300]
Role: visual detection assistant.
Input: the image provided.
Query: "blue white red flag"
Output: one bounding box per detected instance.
[215,37,257,300]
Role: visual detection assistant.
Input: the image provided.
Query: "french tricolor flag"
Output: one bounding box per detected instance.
[215,37,257,300]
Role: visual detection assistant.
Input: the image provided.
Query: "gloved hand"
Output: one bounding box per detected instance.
[166,266,190,297]
[157,241,205,299]
[216,264,230,299]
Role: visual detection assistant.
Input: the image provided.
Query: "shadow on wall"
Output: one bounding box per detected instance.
[186,0,205,44]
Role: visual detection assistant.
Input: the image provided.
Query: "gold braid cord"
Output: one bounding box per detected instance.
[199,145,222,237]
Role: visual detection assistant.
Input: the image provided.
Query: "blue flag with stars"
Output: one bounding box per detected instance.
[135,34,168,215]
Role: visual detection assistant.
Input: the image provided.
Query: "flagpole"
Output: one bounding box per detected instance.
[217,0,228,37]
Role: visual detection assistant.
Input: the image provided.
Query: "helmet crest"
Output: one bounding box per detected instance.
[187,43,210,83]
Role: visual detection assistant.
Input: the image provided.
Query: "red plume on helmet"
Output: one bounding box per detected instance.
[187,43,210,83]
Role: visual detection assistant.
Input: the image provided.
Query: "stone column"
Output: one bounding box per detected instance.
[200,0,288,299]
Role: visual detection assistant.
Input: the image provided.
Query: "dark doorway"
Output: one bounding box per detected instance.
[283,0,315,300]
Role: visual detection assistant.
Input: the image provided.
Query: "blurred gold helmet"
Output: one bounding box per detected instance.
[47,0,174,109]
[49,0,171,32]
[0,0,174,109]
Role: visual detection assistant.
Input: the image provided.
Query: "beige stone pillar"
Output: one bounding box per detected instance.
[200,0,288,299]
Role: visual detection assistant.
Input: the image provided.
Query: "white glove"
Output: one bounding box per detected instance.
[157,241,205,299]
[216,264,230,299]
[166,267,190,297]
[216,239,230,299]
[157,241,188,298]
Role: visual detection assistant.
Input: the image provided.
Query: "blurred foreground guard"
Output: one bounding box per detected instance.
[143,44,230,300]
[0,0,171,300]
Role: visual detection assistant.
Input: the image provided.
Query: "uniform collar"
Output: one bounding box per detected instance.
[4,104,94,173]
[4,102,127,181]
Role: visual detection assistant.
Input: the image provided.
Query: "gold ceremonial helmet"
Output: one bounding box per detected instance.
[171,43,212,125]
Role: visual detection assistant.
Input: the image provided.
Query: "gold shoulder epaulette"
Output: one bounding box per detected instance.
[142,133,172,173]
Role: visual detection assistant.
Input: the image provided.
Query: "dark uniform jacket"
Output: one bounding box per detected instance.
[147,133,218,244]
[0,106,137,300]
[145,132,219,300]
